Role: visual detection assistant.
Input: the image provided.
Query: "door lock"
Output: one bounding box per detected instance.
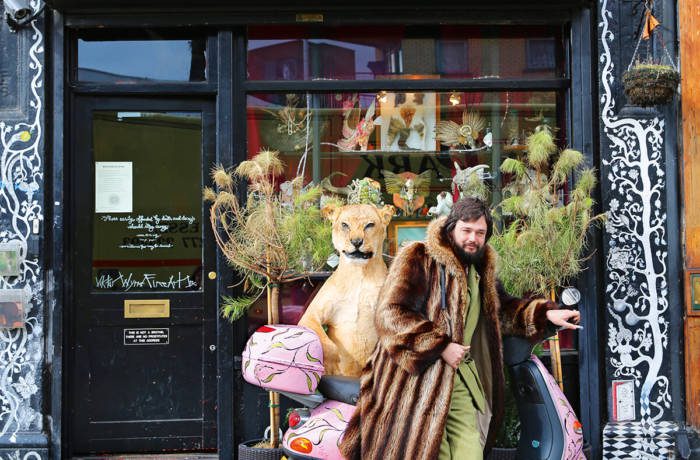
[208,271,217,280]
[209,344,216,352]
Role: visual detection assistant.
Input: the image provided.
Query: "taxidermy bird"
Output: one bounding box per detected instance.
[428,191,454,217]
[387,104,425,150]
[524,109,545,123]
[452,163,490,201]
[436,110,486,150]
[383,170,432,216]
[337,99,376,151]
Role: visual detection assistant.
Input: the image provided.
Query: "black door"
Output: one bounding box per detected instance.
[68,97,217,454]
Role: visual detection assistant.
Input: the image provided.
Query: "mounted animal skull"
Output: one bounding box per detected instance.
[452,162,490,201]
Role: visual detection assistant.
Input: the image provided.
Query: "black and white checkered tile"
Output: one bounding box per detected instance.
[603,421,678,459]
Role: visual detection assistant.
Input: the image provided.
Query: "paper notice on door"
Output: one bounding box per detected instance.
[95,162,133,213]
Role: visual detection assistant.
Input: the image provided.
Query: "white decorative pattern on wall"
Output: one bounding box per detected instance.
[599,0,675,457]
[0,1,44,441]
[0,450,44,460]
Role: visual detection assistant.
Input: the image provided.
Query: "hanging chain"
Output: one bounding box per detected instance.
[627,0,677,70]
[657,29,678,70]
[627,1,651,70]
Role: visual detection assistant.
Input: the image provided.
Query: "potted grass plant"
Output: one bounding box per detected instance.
[491,125,603,300]
[487,125,603,458]
[205,149,334,458]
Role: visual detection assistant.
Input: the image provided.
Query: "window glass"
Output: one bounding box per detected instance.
[77,35,207,83]
[91,111,203,292]
[247,26,562,80]
[247,90,562,214]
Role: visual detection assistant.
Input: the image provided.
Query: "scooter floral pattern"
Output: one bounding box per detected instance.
[532,355,584,459]
[284,400,355,460]
[243,325,325,394]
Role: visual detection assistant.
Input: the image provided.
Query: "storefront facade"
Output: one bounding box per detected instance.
[0,0,693,458]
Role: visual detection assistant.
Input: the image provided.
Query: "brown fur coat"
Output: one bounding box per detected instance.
[339,216,557,460]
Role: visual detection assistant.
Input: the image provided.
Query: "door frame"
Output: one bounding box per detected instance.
[65,96,218,455]
[52,26,238,459]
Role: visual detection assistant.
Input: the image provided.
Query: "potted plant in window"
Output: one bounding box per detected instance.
[487,125,603,459]
[205,149,334,459]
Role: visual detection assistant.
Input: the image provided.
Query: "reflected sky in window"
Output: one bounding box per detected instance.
[78,40,206,83]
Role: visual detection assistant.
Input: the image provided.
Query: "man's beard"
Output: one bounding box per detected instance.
[450,240,486,267]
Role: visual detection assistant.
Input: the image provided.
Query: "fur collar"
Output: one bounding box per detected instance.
[424,216,498,282]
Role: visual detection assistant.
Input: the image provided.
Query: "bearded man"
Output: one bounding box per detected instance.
[339,197,580,460]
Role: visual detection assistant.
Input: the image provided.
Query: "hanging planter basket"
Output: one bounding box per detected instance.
[622,64,680,107]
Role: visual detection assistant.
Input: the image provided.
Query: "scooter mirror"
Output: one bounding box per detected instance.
[561,287,581,307]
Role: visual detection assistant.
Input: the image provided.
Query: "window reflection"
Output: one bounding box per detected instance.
[78,38,207,83]
[247,26,562,81]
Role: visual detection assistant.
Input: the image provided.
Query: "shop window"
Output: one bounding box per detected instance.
[244,26,574,354]
[245,89,577,351]
[247,90,561,209]
[247,25,563,80]
[76,31,208,83]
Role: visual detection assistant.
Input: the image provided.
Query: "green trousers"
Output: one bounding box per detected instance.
[438,372,483,460]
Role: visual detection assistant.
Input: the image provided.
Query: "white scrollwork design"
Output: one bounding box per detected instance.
[599,0,672,453]
[0,450,43,460]
[1,450,43,460]
[0,1,45,441]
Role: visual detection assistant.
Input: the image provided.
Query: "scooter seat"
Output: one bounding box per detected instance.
[318,375,360,405]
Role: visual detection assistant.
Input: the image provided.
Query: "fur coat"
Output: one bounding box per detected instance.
[339,216,557,460]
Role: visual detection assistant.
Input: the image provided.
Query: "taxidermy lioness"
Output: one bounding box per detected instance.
[298,203,395,377]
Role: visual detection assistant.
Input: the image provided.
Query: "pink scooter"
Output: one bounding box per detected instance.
[242,324,357,459]
[242,288,585,460]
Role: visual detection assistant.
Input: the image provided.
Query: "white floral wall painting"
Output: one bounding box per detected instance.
[599,0,673,455]
[0,1,45,441]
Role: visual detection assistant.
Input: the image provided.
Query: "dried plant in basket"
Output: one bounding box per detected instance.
[621,5,679,106]
[622,62,679,107]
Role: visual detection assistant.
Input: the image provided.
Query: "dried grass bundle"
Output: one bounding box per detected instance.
[208,149,333,322]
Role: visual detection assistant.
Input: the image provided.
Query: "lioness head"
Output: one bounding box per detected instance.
[322,204,395,264]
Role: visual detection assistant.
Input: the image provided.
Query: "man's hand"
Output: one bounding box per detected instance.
[441,343,470,369]
[546,309,581,330]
